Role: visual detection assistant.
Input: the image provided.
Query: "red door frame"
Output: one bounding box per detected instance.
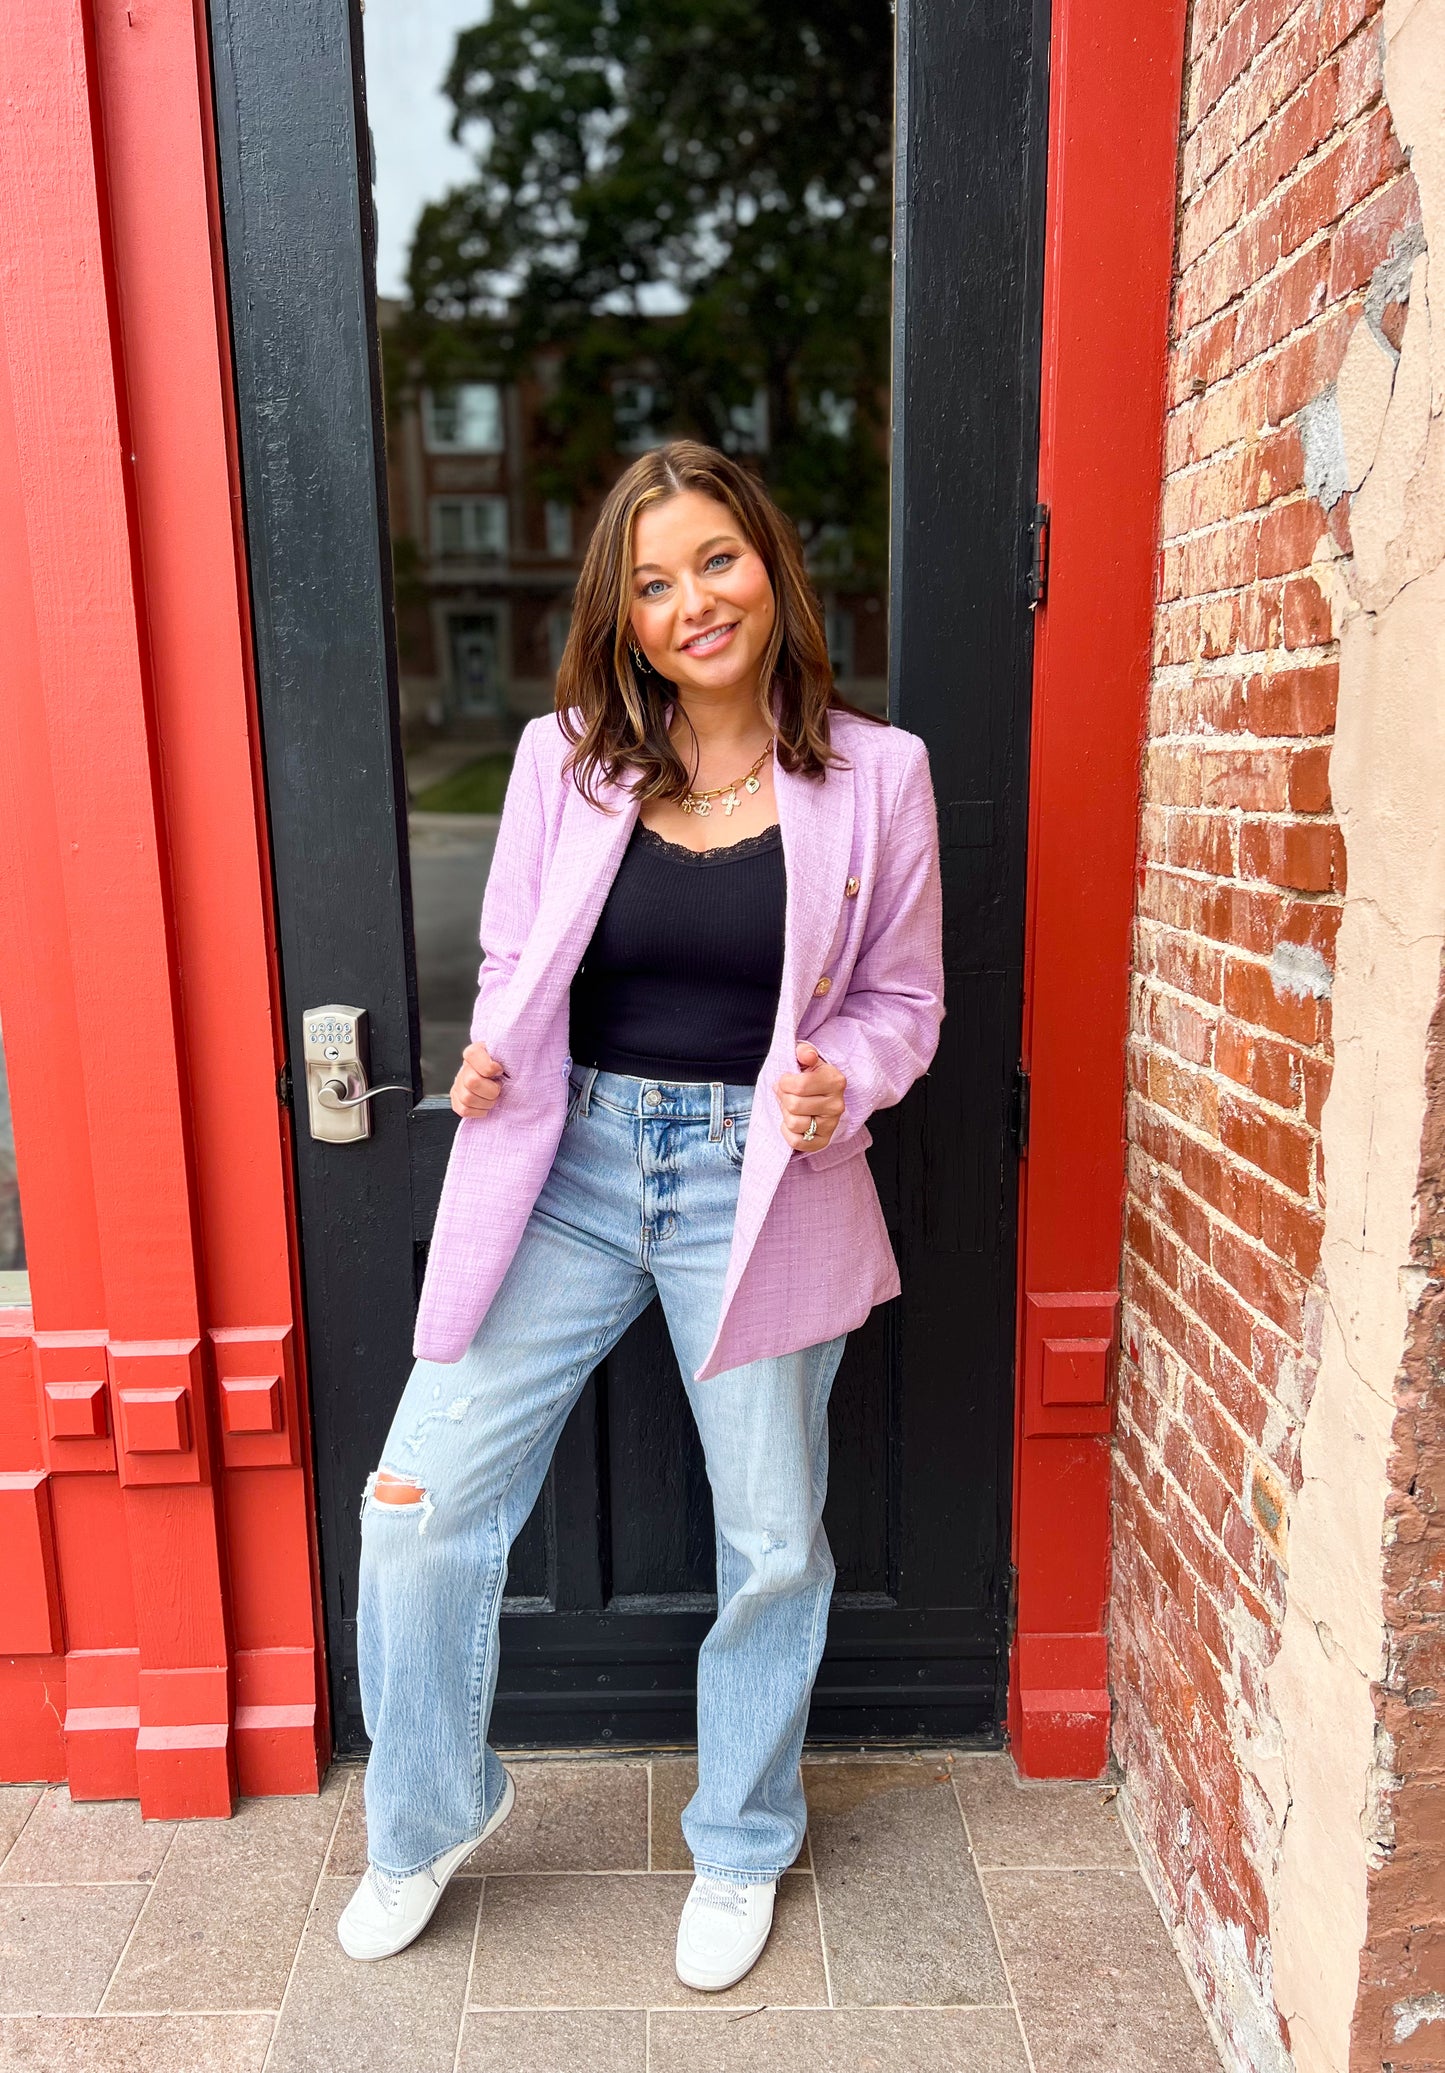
[0,0,1185,1808]
[1010,0,1189,1775]
[0,0,324,1813]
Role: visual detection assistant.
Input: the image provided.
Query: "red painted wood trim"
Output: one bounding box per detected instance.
[0,0,233,1814]
[1011,0,1188,1776]
[0,0,324,1807]
[92,0,326,1791]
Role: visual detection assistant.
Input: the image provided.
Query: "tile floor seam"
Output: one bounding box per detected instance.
[1,1877,161,1888]
[454,1875,487,2073]
[94,1812,184,2016]
[0,1789,41,1876]
[1,2003,286,2019]
[645,2002,651,2073]
[809,1855,836,2010]
[259,1779,350,2072]
[954,1774,1039,2073]
[972,1861,1135,1873]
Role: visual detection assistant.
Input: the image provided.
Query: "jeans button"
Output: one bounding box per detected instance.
[645,1088,662,1108]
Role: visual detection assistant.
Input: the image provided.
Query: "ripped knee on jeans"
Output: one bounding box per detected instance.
[372,1470,426,1505]
[362,1468,435,1532]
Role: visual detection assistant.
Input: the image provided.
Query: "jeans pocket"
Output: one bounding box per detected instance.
[722,1111,749,1168]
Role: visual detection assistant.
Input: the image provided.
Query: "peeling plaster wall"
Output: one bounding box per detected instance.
[1267,7,1445,2066]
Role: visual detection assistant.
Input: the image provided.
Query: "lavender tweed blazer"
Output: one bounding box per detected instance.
[413,708,944,1379]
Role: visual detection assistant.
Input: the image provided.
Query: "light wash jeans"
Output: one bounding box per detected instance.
[357,1067,846,1881]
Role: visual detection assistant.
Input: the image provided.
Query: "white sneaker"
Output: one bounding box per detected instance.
[337,1771,515,1961]
[675,1872,777,1991]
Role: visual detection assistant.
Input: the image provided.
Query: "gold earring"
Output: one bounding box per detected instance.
[629,642,648,672]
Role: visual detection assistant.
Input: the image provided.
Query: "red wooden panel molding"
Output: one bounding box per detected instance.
[1041,1340,1111,1408]
[0,1473,63,1657]
[110,1343,205,1486]
[117,1389,192,1459]
[34,1334,114,1474]
[1023,1292,1118,1438]
[220,1376,282,1435]
[44,1382,110,1442]
[64,1646,141,1802]
[1011,0,1189,1777]
[212,1327,297,1467]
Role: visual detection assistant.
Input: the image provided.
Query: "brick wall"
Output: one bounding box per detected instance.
[1111,0,1420,2058]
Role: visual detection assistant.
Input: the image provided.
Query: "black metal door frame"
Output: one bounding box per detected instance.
[206,0,1050,1753]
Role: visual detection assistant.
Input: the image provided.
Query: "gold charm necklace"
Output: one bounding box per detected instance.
[679,738,775,818]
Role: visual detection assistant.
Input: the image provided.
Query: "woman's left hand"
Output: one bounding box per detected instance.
[775,1042,847,1154]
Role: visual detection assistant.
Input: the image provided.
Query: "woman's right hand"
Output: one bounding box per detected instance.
[451,1041,505,1118]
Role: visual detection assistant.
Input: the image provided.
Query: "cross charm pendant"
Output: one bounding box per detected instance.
[723,789,739,816]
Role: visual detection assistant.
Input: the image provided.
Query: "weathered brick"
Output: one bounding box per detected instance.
[1245,661,1338,733]
[1220,1090,1316,1194]
[1266,303,1359,427]
[1212,1220,1310,1335]
[1168,308,1245,409]
[1330,167,1421,298]
[1149,984,1219,1067]
[1288,742,1333,811]
[1234,241,1333,365]
[1238,581,1287,651]
[1256,493,1329,578]
[1119,5,1396,2042]
[1215,1018,1304,1109]
[1166,810,1237,877]
[1224,952,1326,1045]
[1238,815,1345,890]
[1150,1052,1224,1137]
[1198,745,1289,809]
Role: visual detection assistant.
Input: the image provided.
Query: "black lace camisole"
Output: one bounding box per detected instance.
[568,821,786,1083]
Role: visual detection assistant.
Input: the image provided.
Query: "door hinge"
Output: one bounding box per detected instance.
[277,1061,293,1109]
[1025,502,1050,609]
[1010,1064,1030,1154]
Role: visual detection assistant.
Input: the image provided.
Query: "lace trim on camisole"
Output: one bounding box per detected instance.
[632,822,782,867]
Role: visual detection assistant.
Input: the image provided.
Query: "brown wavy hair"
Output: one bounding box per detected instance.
[555,440,882,802]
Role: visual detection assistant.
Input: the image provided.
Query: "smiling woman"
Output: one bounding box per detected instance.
[339,441,943,1984]
[556,443,869,818]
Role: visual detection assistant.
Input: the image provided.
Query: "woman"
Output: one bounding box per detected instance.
[339,441,943,1988]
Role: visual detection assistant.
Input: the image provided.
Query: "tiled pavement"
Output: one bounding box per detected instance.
[0,1753,1224,2072]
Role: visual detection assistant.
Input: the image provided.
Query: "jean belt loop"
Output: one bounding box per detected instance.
[578,1065,598,1118]
[709,1081,725,1141]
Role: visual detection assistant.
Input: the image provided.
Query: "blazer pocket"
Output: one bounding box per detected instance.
[797,1122,873,1171]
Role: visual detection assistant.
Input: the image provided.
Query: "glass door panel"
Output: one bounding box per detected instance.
[361,0,893,1094]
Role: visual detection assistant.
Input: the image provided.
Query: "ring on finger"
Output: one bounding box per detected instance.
[803,1117,819,1143]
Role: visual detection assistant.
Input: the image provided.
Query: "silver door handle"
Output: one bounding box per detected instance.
[316,1077,413,1111]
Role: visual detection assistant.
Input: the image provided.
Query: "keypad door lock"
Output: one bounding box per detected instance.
[302,1004,412,1144]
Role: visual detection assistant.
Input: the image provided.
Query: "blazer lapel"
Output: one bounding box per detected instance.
[487,769,640,1066]
[715,750,858,1330]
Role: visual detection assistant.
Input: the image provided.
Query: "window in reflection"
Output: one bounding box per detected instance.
[0,1012,27,1306]
[363,0,893,1092]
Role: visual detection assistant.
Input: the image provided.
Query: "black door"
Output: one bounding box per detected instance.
[207,0,1048,1753]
